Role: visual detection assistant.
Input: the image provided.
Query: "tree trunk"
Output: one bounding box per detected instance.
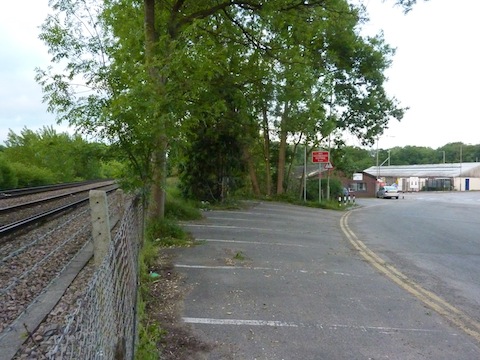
[285,137,300,192]
[144,0,167,221]
[262,105,272,196]
[276,102,290,195]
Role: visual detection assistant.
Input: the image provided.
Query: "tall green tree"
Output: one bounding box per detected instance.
[36,0,414,218]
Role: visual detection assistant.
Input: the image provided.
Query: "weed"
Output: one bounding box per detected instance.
[233,251,246,261]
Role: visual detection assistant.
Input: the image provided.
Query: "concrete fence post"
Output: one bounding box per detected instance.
[89,190,111,268]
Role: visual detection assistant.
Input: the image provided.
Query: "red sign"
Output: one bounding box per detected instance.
[312,151,329,163]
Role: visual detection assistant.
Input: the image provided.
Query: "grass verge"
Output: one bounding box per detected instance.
[135,191,203,359]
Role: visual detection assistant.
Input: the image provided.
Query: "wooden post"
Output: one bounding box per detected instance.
[90,190,111,267]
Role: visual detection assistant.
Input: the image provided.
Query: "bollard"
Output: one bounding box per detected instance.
[353,194,356,204]
[338,195,342,206]
[348,195,351,204]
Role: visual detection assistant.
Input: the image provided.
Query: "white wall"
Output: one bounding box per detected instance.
[453,177,480,191]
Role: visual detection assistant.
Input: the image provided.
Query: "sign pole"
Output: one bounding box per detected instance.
[327,149,330,200]
[319,162,322,203]
[312,150,329,204]
[303,145,307,202]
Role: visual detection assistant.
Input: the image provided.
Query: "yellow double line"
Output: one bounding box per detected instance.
[340,210,480,343]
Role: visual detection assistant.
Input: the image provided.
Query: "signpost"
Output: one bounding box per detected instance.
[312,151,330,203]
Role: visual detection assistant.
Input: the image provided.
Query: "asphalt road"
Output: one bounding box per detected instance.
[350,192,480,338]
[173,198,480,359]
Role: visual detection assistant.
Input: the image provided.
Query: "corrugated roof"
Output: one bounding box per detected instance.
[363,163,480,178]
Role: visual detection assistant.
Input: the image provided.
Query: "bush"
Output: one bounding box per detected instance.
[145,218,193,248]
[305,177,343,201]
[0,158,18,190]
[10,162,57,188]
[165,197,203,221]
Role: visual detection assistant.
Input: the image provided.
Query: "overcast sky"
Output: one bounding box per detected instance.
[1,0,479,149]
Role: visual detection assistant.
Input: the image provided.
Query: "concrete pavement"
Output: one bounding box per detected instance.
[171,201,480,359]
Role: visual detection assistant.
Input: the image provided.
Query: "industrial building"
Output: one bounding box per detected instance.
[348,163,480,197]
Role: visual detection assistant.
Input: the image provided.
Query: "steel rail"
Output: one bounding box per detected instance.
[0,179,113,198]
[0,182,116,215]
[0,186,119,240]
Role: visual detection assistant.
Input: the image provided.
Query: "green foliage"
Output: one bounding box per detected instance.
[37,0,407,212]
[386,145,435,165]
[305,177,344,202]
[233,251,246,261]
[145,218,194,248]
[3,127,108,186]
[178,121,247,203]
[10,163,57,188]
[331,146,375,177]
[100,160,126,179]
[136,189,203,358]
[0,156,18,190]
[135,321,164,360]
[439,142,480,163]
[136,238,162,360]
[270,184,347,211]
[165,197,203,221]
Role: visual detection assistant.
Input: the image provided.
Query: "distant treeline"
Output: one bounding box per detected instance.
[1,126,478,196]
[0,127,123,190]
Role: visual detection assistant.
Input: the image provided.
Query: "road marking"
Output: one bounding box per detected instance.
[198,238,307,248]
[340,210,480,343]
[183,317,298,327]
[175,264,280,271]
[206,216,287,224]
[183,224,284,232]
[183,317,455,335]
[175,264,355,277]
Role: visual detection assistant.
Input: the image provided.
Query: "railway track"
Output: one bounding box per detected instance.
[0,180,117,240]
[0,179,107,198]
[0,180,123,359]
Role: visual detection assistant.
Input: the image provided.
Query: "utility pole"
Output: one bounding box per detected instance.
[459,145,463,191]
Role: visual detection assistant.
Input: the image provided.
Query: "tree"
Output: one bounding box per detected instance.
[3,126,106,182]
[36,0,412,218]
[331,145,375,176]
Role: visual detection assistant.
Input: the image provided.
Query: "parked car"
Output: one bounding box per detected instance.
[376,185,399,199]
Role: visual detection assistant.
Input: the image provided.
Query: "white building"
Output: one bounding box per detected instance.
[363,163,480,192]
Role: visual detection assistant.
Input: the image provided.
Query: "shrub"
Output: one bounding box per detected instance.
[145,218,193,248]
[10,162,57,188]
[0,158,18,190]
[305,177,343,201]
[165,197,202,221]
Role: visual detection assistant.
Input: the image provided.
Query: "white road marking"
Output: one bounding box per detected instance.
[199,238,307,248]
[183,224,285,232]
[182,317,298,327]
[175,264,361,278]
[175,264,280,271]
[182,317,454,334]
